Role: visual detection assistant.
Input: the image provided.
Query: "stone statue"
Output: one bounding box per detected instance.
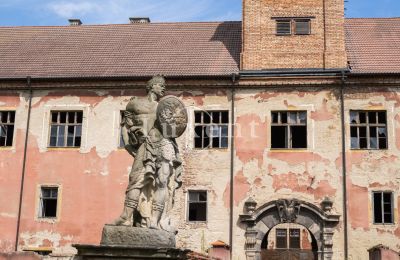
[113,75,187,231]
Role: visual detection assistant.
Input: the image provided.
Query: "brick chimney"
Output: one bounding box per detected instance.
[129,17,151,24]
[68,19,82,26]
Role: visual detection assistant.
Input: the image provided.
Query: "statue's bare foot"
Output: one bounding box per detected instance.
[112,216,132,226]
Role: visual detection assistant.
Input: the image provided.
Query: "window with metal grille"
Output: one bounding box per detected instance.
[276,229,288,249]
[373,192,393,224]
[350,111,387,149]
[276,20,291,35]
[49,111,83,147]
[0,111,15,147]
[194,111,229,149]
[294,19,311,35]
[271,111,307,149]
[188,191,207,222]
[39,187,58,218]
[289,229,301,249]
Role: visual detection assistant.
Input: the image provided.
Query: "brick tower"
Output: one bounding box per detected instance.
[241,0,348,71]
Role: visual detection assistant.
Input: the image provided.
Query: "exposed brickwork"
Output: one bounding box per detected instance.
[241,0,347,70]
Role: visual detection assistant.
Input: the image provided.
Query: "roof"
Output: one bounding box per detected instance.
[345,18,400,74]
[0,22,241,79]
[1,18,400,80]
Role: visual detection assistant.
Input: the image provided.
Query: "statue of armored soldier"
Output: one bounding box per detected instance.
[113,75,187,231]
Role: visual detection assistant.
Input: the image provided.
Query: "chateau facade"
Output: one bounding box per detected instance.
[1,0,400,260]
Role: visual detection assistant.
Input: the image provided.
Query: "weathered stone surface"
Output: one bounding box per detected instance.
[100,225,176,248]
[74,244,190,260]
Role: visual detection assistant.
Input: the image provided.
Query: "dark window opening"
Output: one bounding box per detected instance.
[276,229,287,249]
[289,229,301,249]
[0,111,16,147]
[350,111,387,150]
[373,191,393,224]
[276,20,291,35]
[194,111,229,149]
[271,111,307,149]
[188,191,207,222]
[39,187,58,218]
[49,111,83,148]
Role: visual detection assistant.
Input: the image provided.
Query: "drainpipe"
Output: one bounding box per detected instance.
[340,71,349,260]
[229,73,236,259]
[15,76,33,251]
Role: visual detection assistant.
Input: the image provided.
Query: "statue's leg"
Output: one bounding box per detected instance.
[113,188,140,226]
[150,162,170,229]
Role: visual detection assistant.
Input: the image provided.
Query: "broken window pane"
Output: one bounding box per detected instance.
[188,191,207,222]
[291,126,307,148]
[271,126,287,148]
[39,187,58,218]
[373,192,393,224]
[49,111,83,148]
[194,111,229,149]
[350,111,387,150]
[0,111,16,147]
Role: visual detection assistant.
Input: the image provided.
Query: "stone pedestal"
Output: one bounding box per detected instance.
[74,225,190,259]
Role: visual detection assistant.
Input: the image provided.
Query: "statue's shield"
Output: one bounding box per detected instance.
[157,95,188,138]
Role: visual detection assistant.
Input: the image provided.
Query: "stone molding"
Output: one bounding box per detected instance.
[240,198,340,260]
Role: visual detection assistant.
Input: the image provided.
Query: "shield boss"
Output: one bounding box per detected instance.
[157,95,188,138]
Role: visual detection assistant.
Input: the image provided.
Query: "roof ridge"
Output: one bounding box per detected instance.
[0,20,242,29]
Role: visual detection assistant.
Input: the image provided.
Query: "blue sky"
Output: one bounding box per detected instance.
[0,0,399,26]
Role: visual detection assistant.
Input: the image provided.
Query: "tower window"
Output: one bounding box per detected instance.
[294,19,311,35]
[276,20,291,35]
[187,191,207,222]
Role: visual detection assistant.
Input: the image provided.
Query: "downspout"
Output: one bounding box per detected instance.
[340,71,349,260]
[15,76,33,251]
[229,73,236,259]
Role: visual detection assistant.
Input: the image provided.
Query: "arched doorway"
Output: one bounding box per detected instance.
[260,223,318,260]
[239,198,340,260]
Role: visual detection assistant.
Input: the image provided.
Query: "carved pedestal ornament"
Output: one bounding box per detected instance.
[240,198,341,260]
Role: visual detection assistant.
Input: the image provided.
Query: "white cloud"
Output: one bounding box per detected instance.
[47,1,102,18]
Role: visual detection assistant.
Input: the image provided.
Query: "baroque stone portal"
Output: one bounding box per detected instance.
[113,75,188,232]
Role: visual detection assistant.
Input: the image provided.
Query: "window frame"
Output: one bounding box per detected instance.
[0,110,16,147]
[372,191,394,225]
[38,186,59,219]
[289,228,301,249]
[294,19,311,35]
[194,110,229,149]
[119,110,126,149]
[350,110,388,150]
[48,111,83,148]
[276,19,292,36]
[271,111,308,149]
[275,228,288,249]
[187,190,208,223]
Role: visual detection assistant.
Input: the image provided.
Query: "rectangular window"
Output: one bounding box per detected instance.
[276,229,288,249]
[350,111,387,149]
[276,20,291,35]
[271,111,307,149]
[294,19,311,35]
[194,111,229,149]
[0,111,15,147]
[39,187,58,218]
[289,229,301,249]
[373,191,393,224]
[188,191,207,222]
[49,111,83,147]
